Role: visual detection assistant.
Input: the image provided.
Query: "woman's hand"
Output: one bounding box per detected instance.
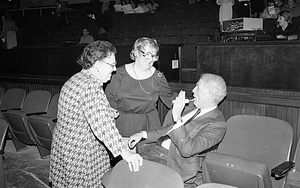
[111,107,119,118]
[121,150,143,172]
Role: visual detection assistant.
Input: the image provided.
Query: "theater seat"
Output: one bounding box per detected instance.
[0,88,26,119]
[27,93,59,159]
[202,115,293,188]
[4,90,51,153]
[103,159,184,188]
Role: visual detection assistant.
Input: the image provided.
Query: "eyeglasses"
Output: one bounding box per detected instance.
[139,50,159,59]
[102,60,117,68]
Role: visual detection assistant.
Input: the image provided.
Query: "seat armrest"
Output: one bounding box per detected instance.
[1,108,21,112]
[26,112,47,116]
[271,161,295,178]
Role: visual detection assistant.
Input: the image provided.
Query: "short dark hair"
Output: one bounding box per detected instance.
[278,10,292,23]
[77,40,117,69]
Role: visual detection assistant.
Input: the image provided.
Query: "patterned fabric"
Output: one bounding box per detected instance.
[49,69,127,188]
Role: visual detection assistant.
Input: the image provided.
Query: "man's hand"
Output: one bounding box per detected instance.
[111,108,119,118]
[121,150,143,172]
[172,90,186,122]
[128,132,143,149]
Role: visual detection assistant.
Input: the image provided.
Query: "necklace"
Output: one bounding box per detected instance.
[133,64,153,95]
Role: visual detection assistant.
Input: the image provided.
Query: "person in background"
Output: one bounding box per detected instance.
[102,0,110,14]
[79,28,94,45]
[126,73,228,188]
[216,0,235,30]
[49,41,143,188]
[86,8,114,34]
[274,0,284,9]
[105,37,177,137]
[282,0,300,18]
[271,10,299,40]
[130,0,136,9]
[151,0,160,11]
[0,15,5,49]
[54,0,68,30]
[260,0,280,18]
[3,15,18,49]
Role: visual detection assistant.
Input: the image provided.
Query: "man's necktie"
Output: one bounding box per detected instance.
[183,108,201,126]
[157,108,201,146]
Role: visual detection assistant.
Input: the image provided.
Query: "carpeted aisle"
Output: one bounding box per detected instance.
[3,140,50,188]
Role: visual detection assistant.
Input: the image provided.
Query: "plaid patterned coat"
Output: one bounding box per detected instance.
[49,69,127,187]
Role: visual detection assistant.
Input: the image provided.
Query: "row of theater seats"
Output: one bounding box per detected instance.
[0,87,58,161]
[104,114,300,188]
[14,1,219,48]
[1,86,300,187]
[103,159,236,188]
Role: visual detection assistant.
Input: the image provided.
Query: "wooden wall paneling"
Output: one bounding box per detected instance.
[1,80,300,158]
[197,41,300,91]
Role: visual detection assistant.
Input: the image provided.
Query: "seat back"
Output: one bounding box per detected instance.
[106,159,184,188]
[0,88,26,110]
[0,119,8,188]
[45,93,59,117]
[27,94,59,148]
[21,90,52,113]
[220,115,293,172]
[0,88,26,119]
[203,115,293,188]
[4,90,51,150]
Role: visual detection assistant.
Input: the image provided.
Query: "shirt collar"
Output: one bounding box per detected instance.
[195,106,217,118]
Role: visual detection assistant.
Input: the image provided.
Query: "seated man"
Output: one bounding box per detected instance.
[127,73,227,188]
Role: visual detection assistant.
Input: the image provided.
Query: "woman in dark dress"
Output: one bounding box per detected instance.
[105,37,178,137]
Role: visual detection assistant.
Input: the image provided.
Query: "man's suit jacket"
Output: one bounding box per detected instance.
[146,104,226,187]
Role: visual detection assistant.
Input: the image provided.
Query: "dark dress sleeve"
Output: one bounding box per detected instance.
[155,71,178,109]
[105,66,124,109]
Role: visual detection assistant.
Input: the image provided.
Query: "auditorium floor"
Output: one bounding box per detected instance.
[3,139,50,188]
